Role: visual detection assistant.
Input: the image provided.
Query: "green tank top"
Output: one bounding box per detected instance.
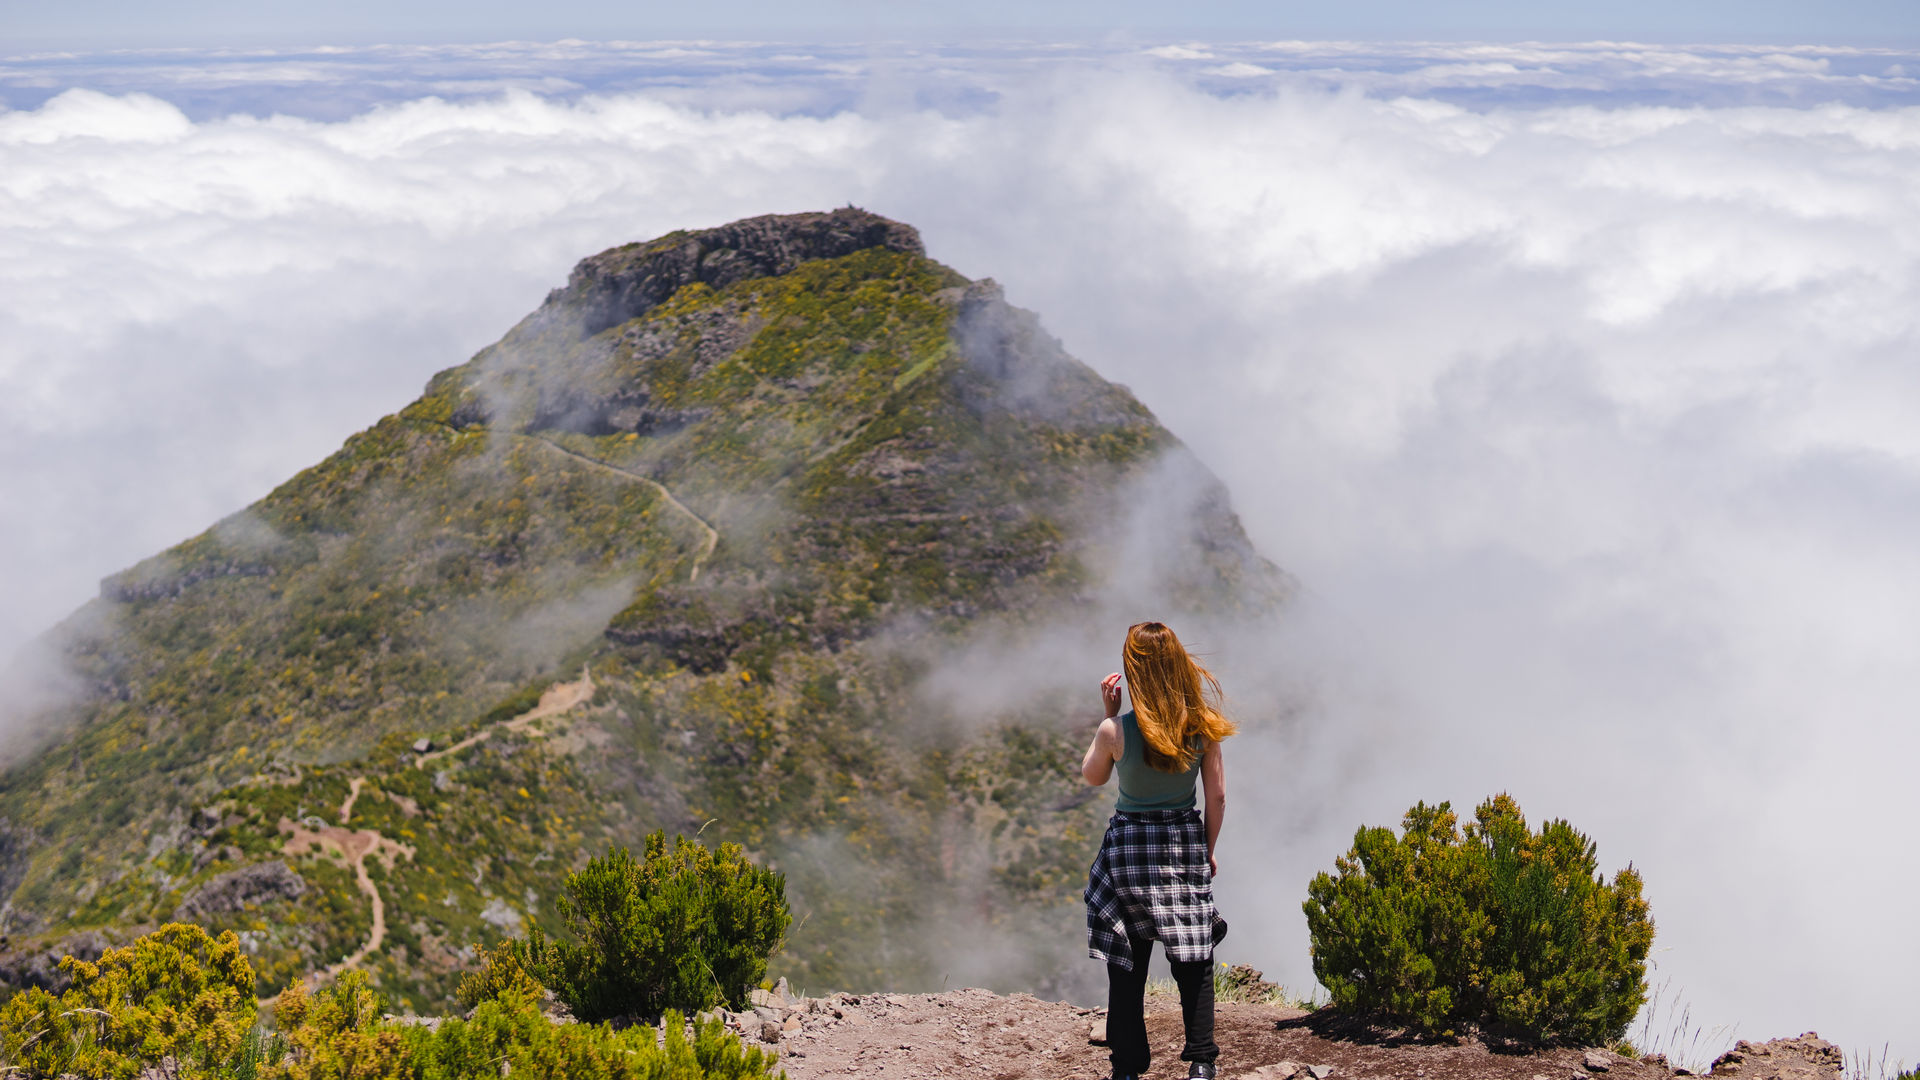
[1114,710,1200,812]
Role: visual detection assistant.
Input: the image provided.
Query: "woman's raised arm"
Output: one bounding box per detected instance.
[1081,672,1125,786]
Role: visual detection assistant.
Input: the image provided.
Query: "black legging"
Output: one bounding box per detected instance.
[1105,935,1217,1076]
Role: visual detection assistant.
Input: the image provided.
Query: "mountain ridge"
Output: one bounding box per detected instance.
[0,208,1288,1011]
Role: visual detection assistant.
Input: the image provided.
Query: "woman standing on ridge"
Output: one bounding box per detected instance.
[1081,621,1234,1080]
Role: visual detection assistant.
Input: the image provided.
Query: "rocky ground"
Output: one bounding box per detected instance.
[715,982,1846,1080]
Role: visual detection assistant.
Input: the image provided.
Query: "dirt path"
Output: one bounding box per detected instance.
[265,658,579,994]
[752,987,1694,1080]
[337,776,364,824]
[416,664,595,768]
[518,434,719,583]
[272,815,415,992]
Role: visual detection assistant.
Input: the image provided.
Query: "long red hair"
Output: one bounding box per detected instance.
[1121,621,1235,773]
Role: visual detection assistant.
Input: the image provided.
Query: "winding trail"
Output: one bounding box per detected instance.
[265,663,598,1002]
[265,426,694,999]
[415,664,595,769]
[427,420,719,581]
[262,796,414,1003]
[514,432,720,583]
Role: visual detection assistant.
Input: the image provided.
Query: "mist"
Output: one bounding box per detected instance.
[3,43,1918,1061]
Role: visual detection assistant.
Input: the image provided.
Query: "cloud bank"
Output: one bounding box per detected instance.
[7,38,1920,119]
[3,49,1918,1061]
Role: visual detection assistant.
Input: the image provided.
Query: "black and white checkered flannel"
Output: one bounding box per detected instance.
[1084,807,1216,971]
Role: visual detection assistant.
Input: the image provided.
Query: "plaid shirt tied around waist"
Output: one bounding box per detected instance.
[1084,807,1215,971]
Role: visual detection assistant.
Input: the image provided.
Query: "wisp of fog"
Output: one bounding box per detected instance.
[2,44,1917,1062]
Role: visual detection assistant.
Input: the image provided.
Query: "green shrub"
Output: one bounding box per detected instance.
[268,971,780,1080]
[455,939,547,1009]
[1302,793,1654,1044]
[522,832,791,1022]
[0,922,257,1080]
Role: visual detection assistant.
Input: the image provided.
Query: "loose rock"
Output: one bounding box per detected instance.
[1709,1034,1844,1080]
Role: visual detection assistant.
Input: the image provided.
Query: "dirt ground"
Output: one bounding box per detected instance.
[747,987,1835,1080]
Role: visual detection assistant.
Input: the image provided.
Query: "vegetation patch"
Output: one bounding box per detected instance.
[471,834,790,1022]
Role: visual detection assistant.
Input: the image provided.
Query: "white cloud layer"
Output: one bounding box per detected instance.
[7,38,1920,119]
[4,55,1919,1061]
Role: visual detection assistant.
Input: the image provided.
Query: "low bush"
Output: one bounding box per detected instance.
[1302,793,1653,1044]
[1,923,782,1080]
[269,970,782,1080]
[519,833,791,1022]
[0,922,256,1079]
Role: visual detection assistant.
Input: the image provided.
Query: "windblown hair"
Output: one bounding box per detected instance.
[1121,621,1236,773]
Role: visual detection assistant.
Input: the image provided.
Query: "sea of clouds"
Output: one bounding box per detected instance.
[3,39,1918,1063]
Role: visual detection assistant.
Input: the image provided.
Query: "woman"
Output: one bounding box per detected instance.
[1082,621,1234,1080]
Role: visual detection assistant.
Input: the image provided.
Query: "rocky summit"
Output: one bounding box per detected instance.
[0,208,1286,1012]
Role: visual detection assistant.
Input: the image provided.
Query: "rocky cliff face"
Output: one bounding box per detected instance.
[550,208,925,338]
[0,210,1286,1011]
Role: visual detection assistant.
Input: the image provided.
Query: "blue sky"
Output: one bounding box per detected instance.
[5,0,1918,48]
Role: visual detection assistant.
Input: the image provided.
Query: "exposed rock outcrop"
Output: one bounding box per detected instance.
[550,207,924,338]
[0,929,113,994]
[172,860,307,921]
[100,561,275,603]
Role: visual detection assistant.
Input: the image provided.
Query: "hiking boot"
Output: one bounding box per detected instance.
[1187,1064,1218,1079]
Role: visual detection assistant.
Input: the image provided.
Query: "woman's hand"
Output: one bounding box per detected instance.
[1208,854,1219,877]
[1100,672,1123,718]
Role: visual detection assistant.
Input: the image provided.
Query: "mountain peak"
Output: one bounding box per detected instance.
[1,211,1284,1011]
[548,207,925,338]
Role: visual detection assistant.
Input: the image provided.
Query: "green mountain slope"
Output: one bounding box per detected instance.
[0,209,1287,1010]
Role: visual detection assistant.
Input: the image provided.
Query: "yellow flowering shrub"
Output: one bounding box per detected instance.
[267,971,781,1080]
[0,922,255,1079]
[454,939,545,1010]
